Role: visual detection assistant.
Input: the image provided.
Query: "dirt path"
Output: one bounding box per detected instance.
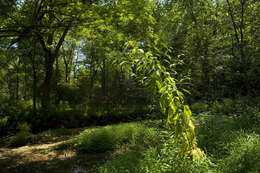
[0,141,79,173]
[0,138,112,173]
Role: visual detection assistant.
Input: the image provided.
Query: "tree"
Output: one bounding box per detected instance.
[225,0,259,95]
[1,0,86,108]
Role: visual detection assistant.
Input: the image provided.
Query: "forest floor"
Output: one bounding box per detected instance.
[0,141,74,172]
[1,114,259,173]
[0,128,109,173]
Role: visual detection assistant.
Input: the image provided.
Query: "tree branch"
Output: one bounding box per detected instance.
[55,25,70,56]
[226,0,240,45]
[36,32,51,56]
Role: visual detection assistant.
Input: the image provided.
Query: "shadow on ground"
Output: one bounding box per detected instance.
[0,127,110,173]
[0,143,110,173]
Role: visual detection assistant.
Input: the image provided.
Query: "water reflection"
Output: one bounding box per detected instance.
[71,165,88,173]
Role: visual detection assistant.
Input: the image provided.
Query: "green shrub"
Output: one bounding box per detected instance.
[223,98,235,113]
[17,122,30,132]
[0,116,8,137]
[210,101,222,113]
[208,97,260,116]
[75,127,117,152]
[8,131,32,147]
[73,123,159,153]
[8,122,32,147]
[0,116,8,129]
[191,102,209,114]
[211,98,235,114]
[0,99,32,132]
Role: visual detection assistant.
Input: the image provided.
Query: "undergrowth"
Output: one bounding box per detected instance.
[5,98,259,173]
[56,122,160,153]
[96,111,260,173]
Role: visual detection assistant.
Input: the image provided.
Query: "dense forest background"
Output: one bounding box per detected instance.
[0,1,259,172]
[0,0,259,132]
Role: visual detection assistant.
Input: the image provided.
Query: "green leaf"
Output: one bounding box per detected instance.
[119,61,128,66]
[182,89,191,94]
[184,105,192,119]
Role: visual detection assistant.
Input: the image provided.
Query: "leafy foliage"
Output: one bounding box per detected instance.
[119,41,202,158]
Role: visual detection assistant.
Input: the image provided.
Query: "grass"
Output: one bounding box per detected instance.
[96,112,260,173]
[5,112,260,173]
[4,99,260,173]
[56,122,161,153]
[195,113,260,173]
[219,132,260,173]
[97,137,215,173]
[98,151,145,173]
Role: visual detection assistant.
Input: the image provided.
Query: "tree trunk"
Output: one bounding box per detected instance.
[16,62,19,101]
[42,54,55,108]
[102,58,106,99]
[37,21,70,108]
[32,58,37,111]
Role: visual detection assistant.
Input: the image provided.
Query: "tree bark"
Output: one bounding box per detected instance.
[37,25,70,108]
[32,56,37,111]
[16,60,20,101]
[42,54,55,108]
